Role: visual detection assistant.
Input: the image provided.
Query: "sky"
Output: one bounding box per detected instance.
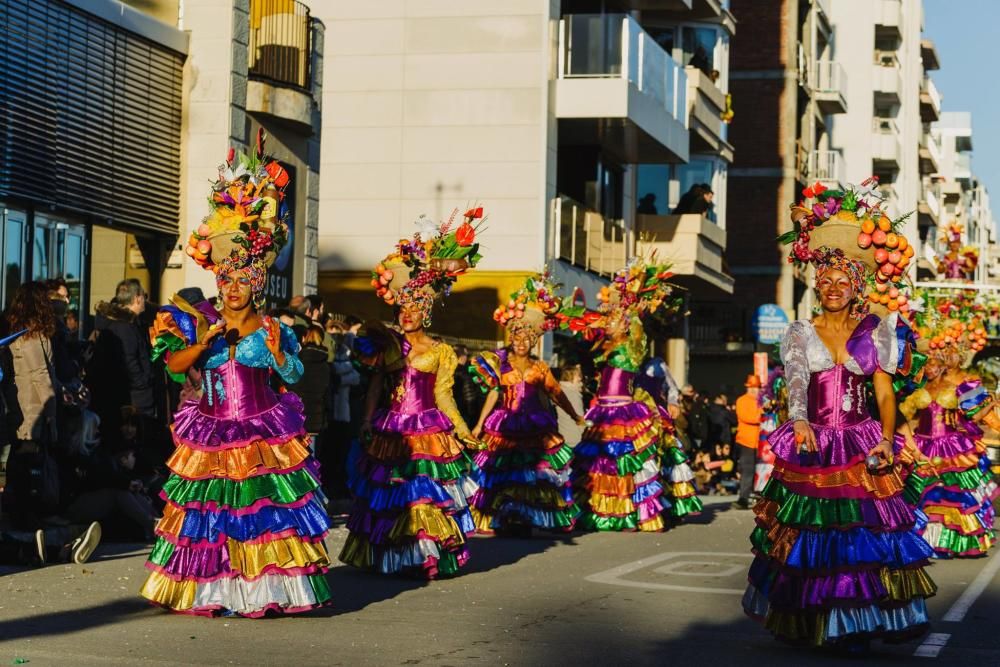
[923,0,1000,204]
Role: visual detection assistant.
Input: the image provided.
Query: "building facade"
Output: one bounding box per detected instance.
[314,0,736,384]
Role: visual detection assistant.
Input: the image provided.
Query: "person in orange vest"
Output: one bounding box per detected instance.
[732,374,762,509]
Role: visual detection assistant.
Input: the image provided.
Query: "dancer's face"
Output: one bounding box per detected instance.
[510,330,533,357]
[816,268,854,315]
[218,269,252,311]
[397,302,425,333]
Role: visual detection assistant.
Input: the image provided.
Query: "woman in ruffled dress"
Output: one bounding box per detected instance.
[743,186,935,650]
[468,273,586,536]
[339,207,485,578]
[141,143,332,616]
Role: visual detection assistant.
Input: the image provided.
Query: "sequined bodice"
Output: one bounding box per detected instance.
[502,379,543,413]
[806,365,868,427]
[390,366,437,414]
[200,361,277,419]
[597,367,635,405]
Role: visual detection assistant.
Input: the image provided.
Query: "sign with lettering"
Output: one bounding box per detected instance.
[752,304,790,345]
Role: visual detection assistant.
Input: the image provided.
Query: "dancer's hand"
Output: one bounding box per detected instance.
[793,420,817,454]
[866,439,894,471]
[471,424,483,439]
[198,320,226,347]
[263,316,284,366]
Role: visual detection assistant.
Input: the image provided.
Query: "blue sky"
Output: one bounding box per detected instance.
[924,0,1000,202]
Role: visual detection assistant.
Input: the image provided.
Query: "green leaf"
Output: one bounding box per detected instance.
[776,230,798,245]
[239,223,250,232]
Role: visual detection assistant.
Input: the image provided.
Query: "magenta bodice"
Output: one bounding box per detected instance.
[200,361,278,420]
[390,366,437,415]
[943,258,966,279]
[502,380,543,413]
[597,367,635,404]
[806,365,869,428]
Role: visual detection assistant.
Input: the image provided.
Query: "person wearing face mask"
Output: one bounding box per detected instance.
[139,143,332,617]
[743,185,934,652]
[467,273,585,536]
[339,207,486,578]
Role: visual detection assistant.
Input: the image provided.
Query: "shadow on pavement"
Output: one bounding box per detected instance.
[0,599,154,642]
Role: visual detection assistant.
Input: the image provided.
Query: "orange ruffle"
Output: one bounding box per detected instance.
[587,472,636,497]
[754,500,800,563]
[775,461,904,499]
[366,431,464,462]
[927,450,984,473]
[481,431,564,452]
[583,417,657,444]
[167,438,312,481]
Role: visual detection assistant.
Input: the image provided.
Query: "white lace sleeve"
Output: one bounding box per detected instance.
[781,320,811,422]
[664,365,681,407]
[873,312,900,375]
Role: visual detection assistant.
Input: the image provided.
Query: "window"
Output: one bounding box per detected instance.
[637,165,671,216]
[2,209,26,308]
[682,26,718,75]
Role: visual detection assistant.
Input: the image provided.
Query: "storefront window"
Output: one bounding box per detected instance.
[3,210,26,308]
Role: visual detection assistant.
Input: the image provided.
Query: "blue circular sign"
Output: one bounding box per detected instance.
[753,304,790,345]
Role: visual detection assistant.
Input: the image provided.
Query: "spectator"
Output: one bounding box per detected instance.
[293,294,335,362]
[67,443,158,541]
[296,325,331,444]
[732,375,762,510]
[65,309,80,337]
[324,325,361,502]
[452,345,483,428]
[672,184,714,215]
[637,193,658,215]
[683,390,709,450]
[557,363,586,446]
[706,392,736,450]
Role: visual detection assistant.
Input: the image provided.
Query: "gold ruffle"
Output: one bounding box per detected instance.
[583,416,658,444]
[141,571,197,610]
[481,431,564,452]
[585,492,636,516]
[167,437,312,481]
[879,566,937,601]
[587,472,636,497]
[923,505,989,534]
[386,503,466,545]
[483,484,572,509]
[775,461,904,499]
[226,536,330,578]
[471,508,497,533]
[764,610,827,646]
[367,431,464,462]
[670,481,697,498]
[638,515,666,532]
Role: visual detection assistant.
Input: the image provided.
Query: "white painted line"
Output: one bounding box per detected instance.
[942,552,1000,622]
[913,632,951,658]
[585,551,752,594]
[654,561,745,578]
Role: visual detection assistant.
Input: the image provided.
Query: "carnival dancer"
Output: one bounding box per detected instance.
[936,223,977,281]
[339,207,486,578]
[141,138,333,616]
[899,298,997,557]
[563,258,680,532]
[467,273,586,535]
[743,183,935,649]
[637,357,703,519]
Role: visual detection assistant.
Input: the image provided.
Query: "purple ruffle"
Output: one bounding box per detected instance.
[584,401,652,427]
[768,418,895,468]
[484,407,558,437]
[372,408,453,436]
[173,392,305,449]
[914,431,979,460]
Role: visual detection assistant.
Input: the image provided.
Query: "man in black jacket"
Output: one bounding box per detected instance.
[706,393,736,450]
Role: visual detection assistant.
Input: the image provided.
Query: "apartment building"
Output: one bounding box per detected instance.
[314,1,736,383]
[0,0,324,323]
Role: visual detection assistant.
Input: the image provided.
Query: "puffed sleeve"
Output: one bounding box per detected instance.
[271,322,304,384]
[780,320,811,423]
[539,361,565,398]
[957,378,989,418]
[469,350,503,393]
[149,307,198,383]
[352,322,406,374]
[899,387,932,421]
[664,364,681,407]
[872,312,902,375]
[434,343,472,439]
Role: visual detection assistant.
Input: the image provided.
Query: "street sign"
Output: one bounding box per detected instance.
[753,304,789,344]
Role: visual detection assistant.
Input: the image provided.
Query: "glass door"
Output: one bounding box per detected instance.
[32,214,87,315]
[2,208,27,308]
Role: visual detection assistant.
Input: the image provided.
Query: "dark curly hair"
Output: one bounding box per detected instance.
[6,281,57,338]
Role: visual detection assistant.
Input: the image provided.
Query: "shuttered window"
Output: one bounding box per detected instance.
[0,0,184,237]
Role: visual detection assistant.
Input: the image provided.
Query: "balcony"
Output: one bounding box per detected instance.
[807,150,845,189]
[873,53,902,106]
[685,67,733,161]
[921,38,940,71]
[811,60,848,115]
[920,77,942,122]
[873,118,901,171]
[919,131,941,175]
[918,179,941,227]
[554,195,628,278]
[635,213,734,295]
[878,183,900,216]
[956,153,972,186]
[247,0,316,129]
[940,180,963,204]
[875,0,902,40]
[556,14,689,163]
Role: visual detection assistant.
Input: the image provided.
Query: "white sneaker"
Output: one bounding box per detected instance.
[34,529,46,565]
[71,522,102,564]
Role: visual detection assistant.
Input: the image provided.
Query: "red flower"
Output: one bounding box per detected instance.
[265,161,290,188]
[455,221,475,246]
[802,186,815,198]
[813,181,827,196]
[464,207,484,219]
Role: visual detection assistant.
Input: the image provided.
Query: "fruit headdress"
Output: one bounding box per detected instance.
[781,177,915,317]
[493,271,563,345]
[913,290,989,367]
[371,206,487,321]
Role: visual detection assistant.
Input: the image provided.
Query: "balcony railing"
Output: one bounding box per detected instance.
[807,150,844,187]
[811,60,846,93]
[923,180,941,219]
[873,117,900,134]
[560,14,688,127]
[921,77,942,113]
[554,194,629,277]
[248,0,312,92]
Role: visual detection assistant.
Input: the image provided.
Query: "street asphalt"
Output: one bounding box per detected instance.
[1,496,998,666]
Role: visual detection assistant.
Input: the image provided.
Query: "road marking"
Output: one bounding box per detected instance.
[585,551,752,594]
[942,552,1000,622]
[653,561,745,578]
[913,632,951,658]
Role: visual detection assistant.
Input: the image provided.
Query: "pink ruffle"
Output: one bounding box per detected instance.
[768,418,890,467]
[172,392,306,450]
[372,407,453,435]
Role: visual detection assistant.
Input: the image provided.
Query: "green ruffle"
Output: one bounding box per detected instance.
[669,494,703,517]
[393,458,468,482]
[660,444,690,466]
[436,550,461,577]
[162,469,319,509]
[613,441,658,476]
[904,472,934,505]
[491,443,574,472]
[761,480,864,529]
[152,333,188,383]
[936,467,994,492]
[308,573,332,603]
[926,525,995,556]
[576,511,640,532]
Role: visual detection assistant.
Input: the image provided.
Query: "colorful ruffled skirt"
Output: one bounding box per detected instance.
[903,429,998,558]
[141,392,332,617]
[656,408,703,518]
[339,408,478,578]
[572,400,667,532]
[470,407,577,533]
[743,418,936,646]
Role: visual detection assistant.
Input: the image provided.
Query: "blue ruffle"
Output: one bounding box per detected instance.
[366,476,458,512]
[784,526,934,570]
[633,479,664,504]
[176,502,332,544]
[825,598,929,639]
[575,439,638,457]
[921,486,983,511]
[490,501,580,530]
[453,508,476,535]
[478,468,569,488]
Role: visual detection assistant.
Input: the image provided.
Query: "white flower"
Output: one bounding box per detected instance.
[908,297,925,313]
[414,214,440,242]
